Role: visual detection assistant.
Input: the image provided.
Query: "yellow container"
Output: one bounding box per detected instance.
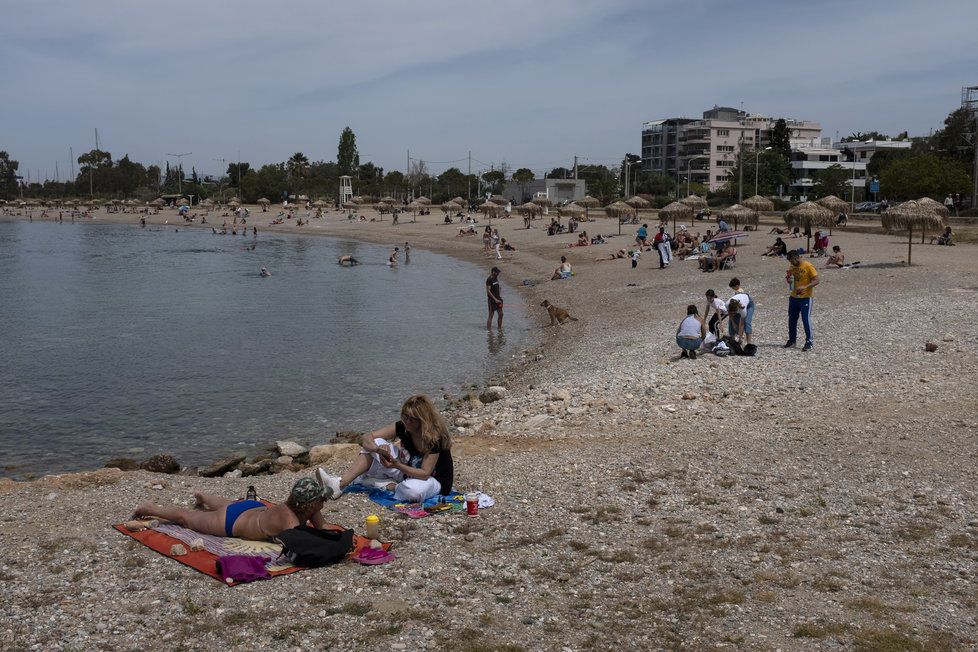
[365,513,380,540]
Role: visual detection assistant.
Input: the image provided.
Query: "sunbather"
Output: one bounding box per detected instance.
[131,477,332,541]
[317,394,454,502]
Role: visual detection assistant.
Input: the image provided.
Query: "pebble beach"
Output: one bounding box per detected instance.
[1,205,976,651]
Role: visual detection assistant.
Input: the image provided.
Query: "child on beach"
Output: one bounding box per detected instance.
[317,395,454,502]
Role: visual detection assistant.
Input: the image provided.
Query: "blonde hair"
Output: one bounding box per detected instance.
[400,394,451,453]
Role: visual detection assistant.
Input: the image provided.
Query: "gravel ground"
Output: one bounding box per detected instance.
[1,207,977,651]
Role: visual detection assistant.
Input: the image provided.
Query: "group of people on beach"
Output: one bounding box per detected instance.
[133,395,454,543]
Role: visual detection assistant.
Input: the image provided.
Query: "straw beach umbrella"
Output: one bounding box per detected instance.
[415,196,431,205]
[719,204,759,231]
[605,200,636,234]
[488,195,509,206]
[881,200,944,265]
[576,194,601,220]
[784,201,835,252]
[516,201,543,216]
[625,195,650,209]
[742,194,774,213]
[558,203,585,218]
[917,197,949,218]
[478,201,505,224]
[659,201,694,236]
[679,194,708,211]
[815,194,849,214]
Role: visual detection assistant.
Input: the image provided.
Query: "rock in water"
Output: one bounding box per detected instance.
[140,454,180,474]
[479,386,508,404]
[104,458,139,471]
[199,455,247,478]
[276,441,308,457]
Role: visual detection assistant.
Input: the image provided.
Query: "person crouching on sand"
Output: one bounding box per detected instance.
[131,478,333,541]
[316,394,454,502]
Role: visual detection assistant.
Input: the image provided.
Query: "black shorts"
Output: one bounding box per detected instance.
[488,298,502,311]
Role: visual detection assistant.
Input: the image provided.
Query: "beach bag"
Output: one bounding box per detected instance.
[743,343,757,357]
[726,338,745,356]
[276,526,354,567]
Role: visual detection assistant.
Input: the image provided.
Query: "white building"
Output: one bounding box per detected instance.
[501,178,586,205]
[787,137,867,200]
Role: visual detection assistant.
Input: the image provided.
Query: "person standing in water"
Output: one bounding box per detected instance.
[404,242,411,263]
[388,247,399,266]
[486,266,503,330]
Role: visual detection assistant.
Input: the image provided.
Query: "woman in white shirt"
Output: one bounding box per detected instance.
[676,305,706,359]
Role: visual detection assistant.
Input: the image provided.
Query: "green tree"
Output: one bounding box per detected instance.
[722,149,791,198]
[879,154,971,200]
[811,164,851,199]
[933,107,975,167]
[770,119,792,166]
[481,170,505,194]
[287,152,310,179]
[840,131,891,143]
[437,167,465,198]
[240,164,287,204]
[113,155,147,197]
[337,127,359,175]
[866,148,912,178]
[634,170,674,196]
[226,162,251,187]
[0,150,20,199]
[146,165,161,191]
[511,168,534,201]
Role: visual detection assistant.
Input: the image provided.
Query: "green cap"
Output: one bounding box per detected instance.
[291,477,332,504]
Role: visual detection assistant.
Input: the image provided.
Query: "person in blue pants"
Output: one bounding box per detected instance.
[785,251,819,351]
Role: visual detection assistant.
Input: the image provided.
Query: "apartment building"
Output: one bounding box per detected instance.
[788,137,867,199]
[641,106,821,193]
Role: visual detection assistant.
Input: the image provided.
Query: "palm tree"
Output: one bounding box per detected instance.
[287,152,310,179]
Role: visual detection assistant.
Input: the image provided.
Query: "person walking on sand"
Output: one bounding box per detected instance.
[486,266,503,330]
[785,251,819,351]
[636,223,649,247]
[654,227,672,268]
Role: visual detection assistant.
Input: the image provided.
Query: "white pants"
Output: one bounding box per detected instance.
[495,243,501,259]
[354,438,441,502]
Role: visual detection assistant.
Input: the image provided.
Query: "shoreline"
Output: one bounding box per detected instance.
[0,209,551,482]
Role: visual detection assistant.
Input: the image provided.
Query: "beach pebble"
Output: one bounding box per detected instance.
[223,469,243,479]
[479,386,508,403]
[276,441,308,457]
[274,456,293,467]
[551,389,572,402]
[169,544,188,556]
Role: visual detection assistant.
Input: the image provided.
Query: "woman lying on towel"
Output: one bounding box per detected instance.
[317,394,454,503]
[132,477,333,541]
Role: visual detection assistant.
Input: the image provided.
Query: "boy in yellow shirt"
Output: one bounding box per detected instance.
[785,251,819,351]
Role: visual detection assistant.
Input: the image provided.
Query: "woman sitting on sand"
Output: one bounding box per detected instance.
[131,477,333,542]
[551,256,573,280]
[317,395,454,502]
[763,238,788,257]
[825,246,845,268]
[569,231,590,247]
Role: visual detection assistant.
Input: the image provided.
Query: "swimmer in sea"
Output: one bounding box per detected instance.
[388,247,399,266]
[260,266,271,277]
[338,255,360,266]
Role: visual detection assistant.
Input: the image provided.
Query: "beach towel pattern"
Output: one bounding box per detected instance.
[344,484,495,517]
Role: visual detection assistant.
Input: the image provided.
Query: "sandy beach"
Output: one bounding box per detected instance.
[1,204,977,651]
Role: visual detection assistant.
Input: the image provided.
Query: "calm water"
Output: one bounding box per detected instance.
[0,222,527,477]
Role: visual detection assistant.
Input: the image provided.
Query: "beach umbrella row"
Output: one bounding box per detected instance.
[679,194,708,211]
[742,194,774,212]
[719,204,759,230]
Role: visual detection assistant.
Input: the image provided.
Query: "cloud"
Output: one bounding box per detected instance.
[2,0,976,180]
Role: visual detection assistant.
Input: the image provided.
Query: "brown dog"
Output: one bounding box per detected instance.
[540,299,578,326]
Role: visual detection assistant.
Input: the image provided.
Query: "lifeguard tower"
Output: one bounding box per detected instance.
[338,176,353,205]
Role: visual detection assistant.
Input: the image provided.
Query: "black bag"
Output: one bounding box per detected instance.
[743,343,757,356]
[726,338,745,356]
[276,526,354,567]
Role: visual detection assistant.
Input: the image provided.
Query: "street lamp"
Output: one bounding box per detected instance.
[166,152,192,196]
[755,147,772,197]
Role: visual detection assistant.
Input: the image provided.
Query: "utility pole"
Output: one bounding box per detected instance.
[467,150,471,205]
[166,152,192,195]
[738,131,744,204]
[69,147,75,181]
[574,155,578,179]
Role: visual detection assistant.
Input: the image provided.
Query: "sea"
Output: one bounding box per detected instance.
[0,221,528,478]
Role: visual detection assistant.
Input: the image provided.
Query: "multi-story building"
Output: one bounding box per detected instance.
[788,137,867,200]
[641,106,821,194]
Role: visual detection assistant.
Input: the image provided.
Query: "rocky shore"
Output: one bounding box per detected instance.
[2,208,977,651]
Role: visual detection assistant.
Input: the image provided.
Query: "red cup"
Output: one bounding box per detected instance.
[465,492,479,517]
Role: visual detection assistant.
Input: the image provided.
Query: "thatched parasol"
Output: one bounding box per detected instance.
[530,195,552,207]
[311,199,328,208]
[576,195,601,208]
[881,200,944,265]
[380,196,396,204]
[605,201,637,219]
[784,201,835,252]
[414,196,431,205]
[478,201,505,218]
[257,197,271,206]
[625,195,650,209]
[679,194,707,210]
[452,196,467,207]
[917,197,950,218]
[151,198,165,206]
[558,203,585,217]
[719,204,759,230]
[488,195,509,206]
[441,201,460,213]
[815,194,849,214]
[658,201,694,235]
[742,195,774,213]
[516,201,543,216]
[227,196,241,204]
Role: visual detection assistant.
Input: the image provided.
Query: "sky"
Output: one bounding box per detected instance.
[2,0,977,183]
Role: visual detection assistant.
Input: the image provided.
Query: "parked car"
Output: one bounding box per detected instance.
[854,201,881,213]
